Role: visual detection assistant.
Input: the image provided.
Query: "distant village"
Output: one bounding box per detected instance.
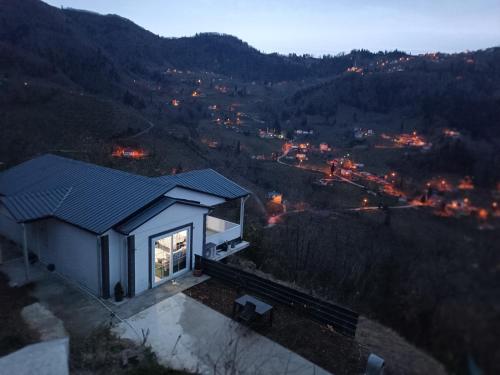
[113,65,497,231]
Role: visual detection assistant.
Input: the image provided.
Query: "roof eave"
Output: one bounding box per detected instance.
[169,183,251,201]
[113,199,212,235]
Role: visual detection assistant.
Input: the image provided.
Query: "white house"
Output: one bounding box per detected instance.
[0,155,250,298]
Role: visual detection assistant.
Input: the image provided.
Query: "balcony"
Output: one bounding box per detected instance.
[205,216,249,260]
[206,216,240,245]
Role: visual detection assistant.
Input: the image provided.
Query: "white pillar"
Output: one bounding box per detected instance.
[239,196,248,238]
[22,223,30,281]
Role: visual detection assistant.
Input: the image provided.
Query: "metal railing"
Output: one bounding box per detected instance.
[198,256,359,337]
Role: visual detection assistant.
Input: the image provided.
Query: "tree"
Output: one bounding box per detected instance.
[273,119,281,133]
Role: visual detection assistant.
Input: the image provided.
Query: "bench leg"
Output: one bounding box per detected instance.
[232,302,239,319]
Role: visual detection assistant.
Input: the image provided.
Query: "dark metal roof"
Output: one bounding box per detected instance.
[2,187,72,222]
[0,155,175,233]
[0,154,249,234]
[156,169,250,199]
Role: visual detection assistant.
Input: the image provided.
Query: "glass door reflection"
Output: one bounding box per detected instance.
[153,228,189,286]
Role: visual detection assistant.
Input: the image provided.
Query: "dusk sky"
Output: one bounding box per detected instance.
[44,0,500,56]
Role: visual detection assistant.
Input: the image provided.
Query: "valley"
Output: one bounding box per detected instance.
[0,1,499,374]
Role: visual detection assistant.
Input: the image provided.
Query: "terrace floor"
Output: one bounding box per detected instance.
[205,228,218,237]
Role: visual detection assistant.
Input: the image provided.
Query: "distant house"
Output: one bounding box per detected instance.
[353,128,374,140]
[0,155,250,299]
[296,153,308,161]
[294,129,314,135]
[207,141,219,149]
[266,191,283,204]
[319,143,330,152]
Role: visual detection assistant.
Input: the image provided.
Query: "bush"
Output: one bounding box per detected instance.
[114,282,124,302]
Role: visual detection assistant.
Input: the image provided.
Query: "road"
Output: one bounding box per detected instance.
[266,149,419,227]
[278,149,374,190]
[123,120,155,140]
[265,204,418,228]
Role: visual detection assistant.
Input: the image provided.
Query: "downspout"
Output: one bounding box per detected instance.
[239,195,250,239]
[22,223,30,281]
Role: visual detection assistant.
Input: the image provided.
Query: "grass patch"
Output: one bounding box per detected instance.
[0,272,39,356]
[70,326,193,375]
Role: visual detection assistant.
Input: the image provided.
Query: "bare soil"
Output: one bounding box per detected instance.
[0,272,39,356]
[185,278,366,375]
[186,278,449,375]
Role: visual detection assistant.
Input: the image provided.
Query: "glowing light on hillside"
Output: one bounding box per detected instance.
[458,177,474,190]
[346,66,363,74]
[112,147,146,159]
[478,209,488,220]
[267,215,281,226]
[393,132,426,148]
[272,194,283,205]
[444,129,461,138]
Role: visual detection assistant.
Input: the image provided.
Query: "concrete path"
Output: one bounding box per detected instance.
[0,258,209,337]
[21,303,68,341]
[113,293,330,375]
[108,274,210,319]
[0,259,113,338]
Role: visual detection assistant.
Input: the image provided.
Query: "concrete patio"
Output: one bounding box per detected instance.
[107,273,210,319]
[0,257,208,336]
[1,255,330,374]
[113,293,330,375]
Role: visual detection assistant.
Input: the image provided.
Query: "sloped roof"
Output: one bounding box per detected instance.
[2,187,72,222]
[0,154,249,234]
[155,169,249,199]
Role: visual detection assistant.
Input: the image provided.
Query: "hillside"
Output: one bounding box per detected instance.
[288,48,500,138]
[1,1,500,374]
[0,0,308,90]
[1,0,499,175]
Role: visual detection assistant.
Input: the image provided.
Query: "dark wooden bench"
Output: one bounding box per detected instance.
[232,294,274,326]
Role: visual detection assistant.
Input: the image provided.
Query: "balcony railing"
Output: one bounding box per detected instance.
[205,216,240,246]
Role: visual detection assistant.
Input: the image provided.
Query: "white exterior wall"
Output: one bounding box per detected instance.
[0,207,50,258]
[0,204,23,244]
[40,219,100,294]
[165,187,226,206]
[0,208,99,294]
[25,220,49,259]
[130,203,208,295]
[105,229,127,297]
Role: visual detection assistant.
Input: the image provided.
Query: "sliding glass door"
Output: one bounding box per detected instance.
[154,236,171,281]
[152,227,189,286]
